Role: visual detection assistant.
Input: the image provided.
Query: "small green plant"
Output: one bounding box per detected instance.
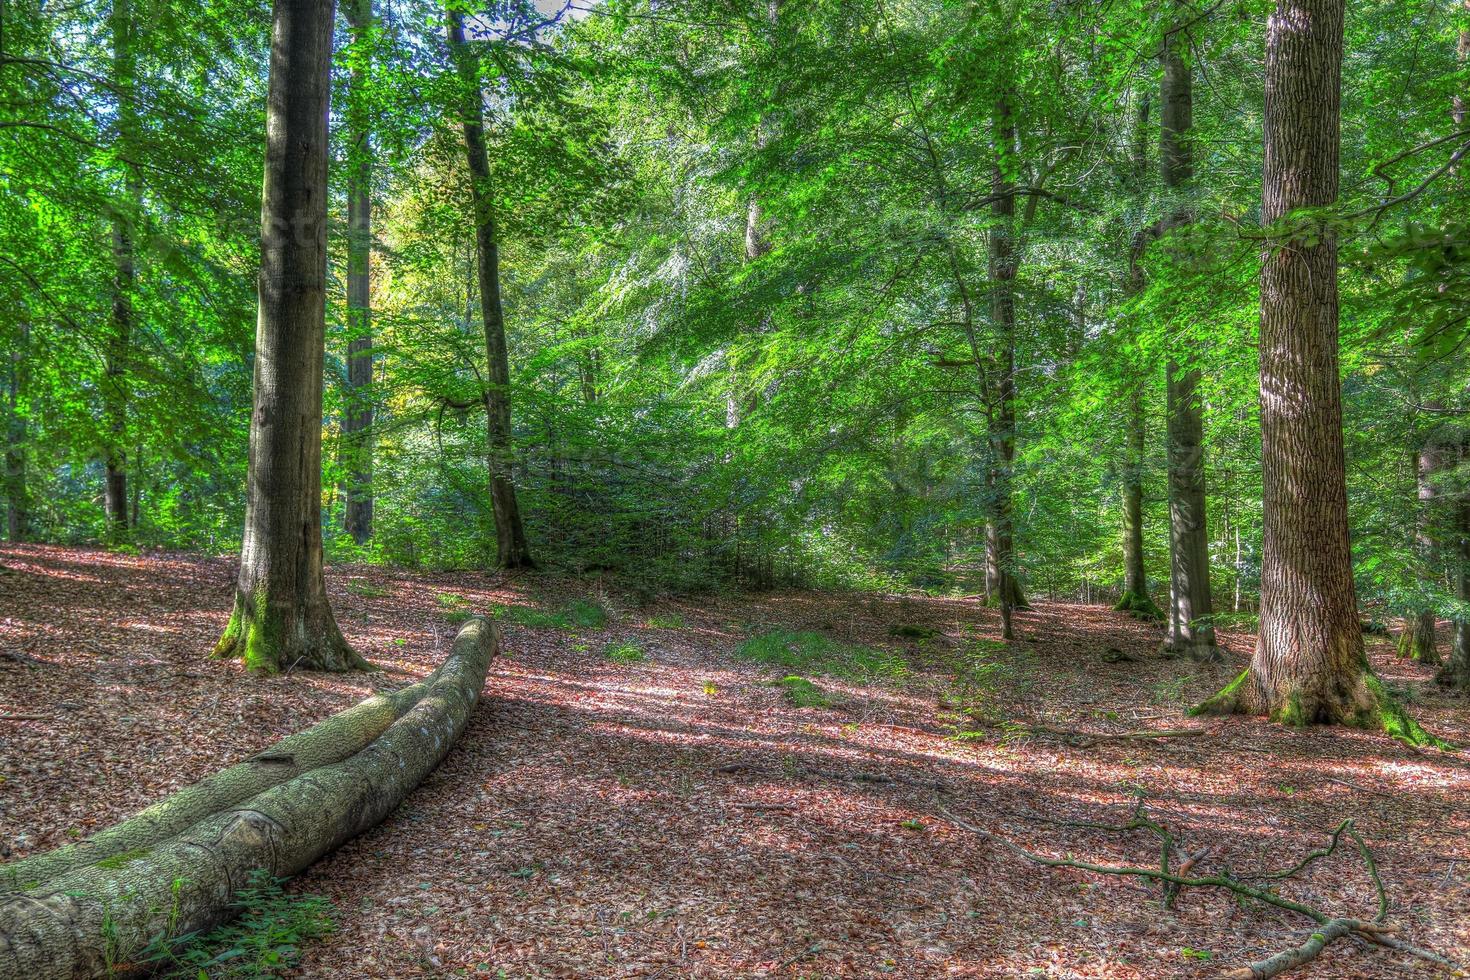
[899,818,926,831]
[1151,676,1190,705]
[345,580,388,598]
[702,679,718,696]
[1180,947,1213,962]
[647,613,686,629]
[604,640,647,664]
[772,675,837,708]
[436,592,467,608]
[145,870,335,978]
[445,609,474,625]
[504,599,609,631]
[736,630,908,681]
[889,624,939,640]
[565,599,608,629]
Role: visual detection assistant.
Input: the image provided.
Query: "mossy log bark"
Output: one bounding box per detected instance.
[0,618,498,979]
[2,661,446,891]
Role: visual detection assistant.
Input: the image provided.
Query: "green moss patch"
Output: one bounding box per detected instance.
[735,630,908,681]
[771,675,837,708]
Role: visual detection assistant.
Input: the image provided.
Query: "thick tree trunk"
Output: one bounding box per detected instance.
[1197,0,1432,743]
[447,11,535,571]
[4,323,27,541]
[103,0,138,541]
[985,94,1028,619]
[341,0,374,546]
[1159,22,1216,660]
[215,0,365,674]
[0,618,498,979]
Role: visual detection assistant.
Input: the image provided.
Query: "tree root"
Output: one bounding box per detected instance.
[1113,591,1163,622]
[937,800,1462,979]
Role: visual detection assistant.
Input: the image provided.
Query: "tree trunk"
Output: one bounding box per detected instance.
[446,10,535,571]
[340,0,374,546]
[4,322,27,542]
[1400,426,1444,663]
[985,94,1028,617]
[1196,0,1433,744]
[214,0,365,674]
[1437,442,1470,689]
[0,619,498,979]
[103,0,138,541]
[1159,21,1216,660]
[1116,90,1160,619]
[1397,609,1438,663]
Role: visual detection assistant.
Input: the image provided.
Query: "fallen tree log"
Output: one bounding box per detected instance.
[2,664,445,892]
[0,617,498,979]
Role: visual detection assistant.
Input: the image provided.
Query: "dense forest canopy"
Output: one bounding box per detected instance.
[3,0,1470,677]
[6,0,1470,975]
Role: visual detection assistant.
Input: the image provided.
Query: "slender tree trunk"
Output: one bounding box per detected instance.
[1437,448,1470,688]
[215,0,365,674]
[1159,21,1217,659]
[1399,425,1443,662]
[4,322,27,541]
[1116,91,1161,619]
[1197,0,1431,742]
[446,10,535,571]
[103,0,138,540]
[986,94,1027,618]
[341,0,374,546]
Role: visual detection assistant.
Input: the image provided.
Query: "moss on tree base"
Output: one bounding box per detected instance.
[1113,591,1163,621]
[1190,668,1451,750]
[214,594,370,674]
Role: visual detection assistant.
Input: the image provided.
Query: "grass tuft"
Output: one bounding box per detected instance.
[735,630,908,681]
[604,640,647,664]
[771,675,837,708]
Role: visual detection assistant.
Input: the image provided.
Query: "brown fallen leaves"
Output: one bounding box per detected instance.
[1,543,1467,977]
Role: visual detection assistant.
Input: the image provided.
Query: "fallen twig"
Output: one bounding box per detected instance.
[0,713,47,722]
[1017,724,1209,749]
[1221,919,1393,980]
[937,805,1461,977]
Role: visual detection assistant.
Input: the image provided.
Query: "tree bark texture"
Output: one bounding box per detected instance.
[104,0,138,539]
[1199,0,1416,732]
[341,0,374,546]
[0,618,499,979]
[985,94,1027,616]
[1116,90,1160,619]
[1,657,440,890]
[215,0,365,673]
[447,10,535,571]
[1399,428,1445,663]
[1159,21,1216,659]
[1437,442,1470,689]
[4,322,27,541]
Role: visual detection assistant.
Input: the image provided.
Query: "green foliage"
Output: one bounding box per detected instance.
[735,630,908,681]
[603,639,647,664]
[646,613,686,629]
[771,675,837,708]
[943,637,1036,725]
[145,871,335,979]
[504,599,608,631]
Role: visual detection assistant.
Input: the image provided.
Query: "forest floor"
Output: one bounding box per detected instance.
[1,544,1468,979]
